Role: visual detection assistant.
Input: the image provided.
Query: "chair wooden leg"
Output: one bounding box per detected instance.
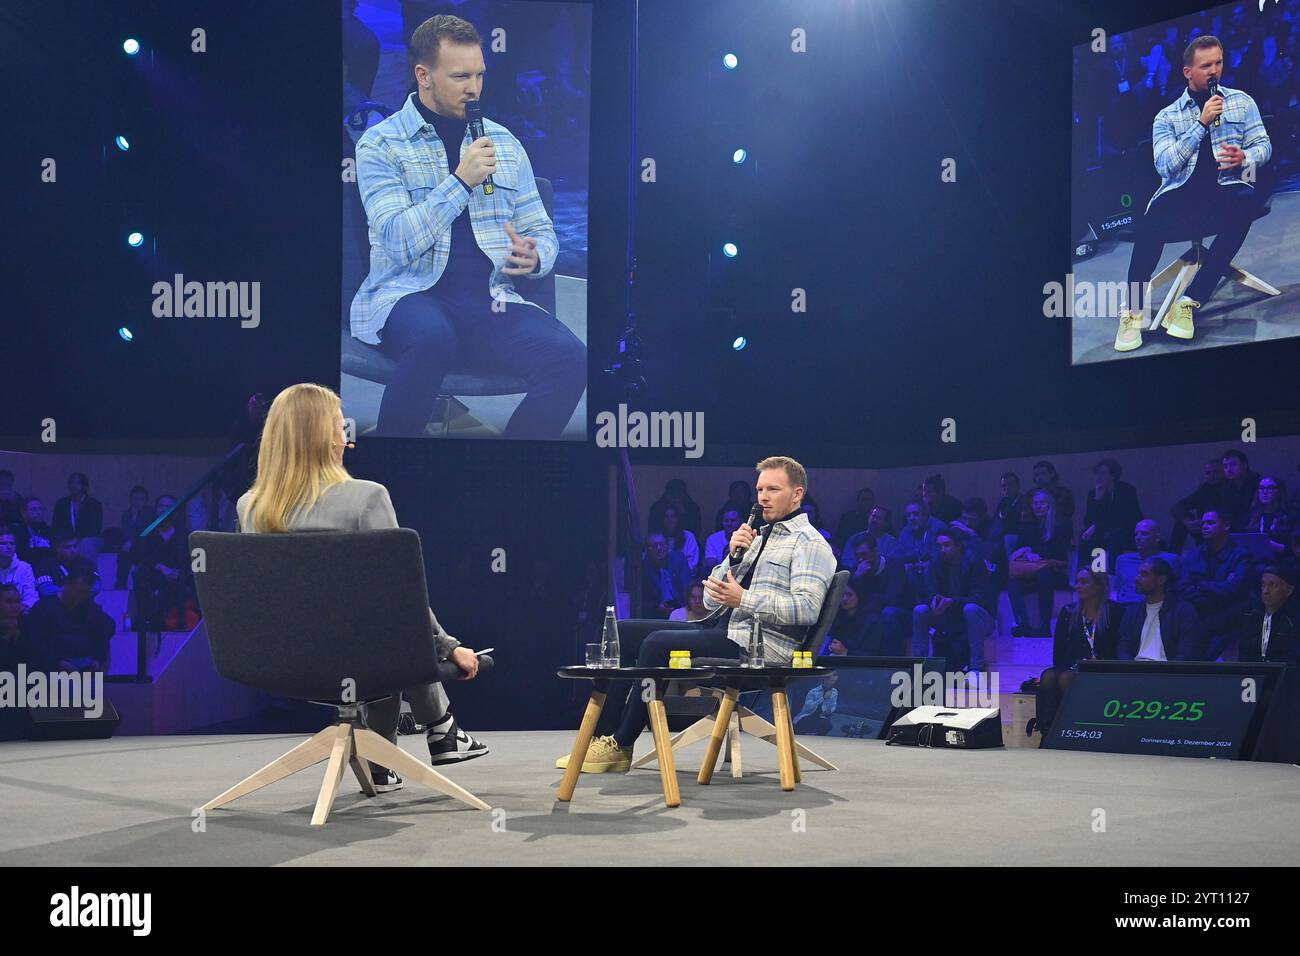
[728,715,743,778]
[731,708,841,771]
[629,716,713,769]
[311,728,354,826]
[353,728,490,811]
[1228,263,1281,296]
[771,691,797,791]
[557,689,605,801]
[1148,254,1188,291]
[698,687,740,785]
[200,724,341,812]
[647,699,681,808]
[350,737,376,797]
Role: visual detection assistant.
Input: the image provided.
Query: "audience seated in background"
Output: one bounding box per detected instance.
[25,558,114,673]
[0,583,28,740]
[117,485,152,589]
[1036,568,1124,736]
[131,494,197,631]
[1114,519,1181,604]
[1008,489,1071,636]
[0,471,22,529]
[1237,565,1300,663]
[1170,456,1225,554]
[1032,460,1075,537]
[1219,449,1262,536]
[15,498,52,567]
[833,487,876,549]
[994,471,1026,544]
[801,498,833,542]
[1178,510,1254,660]
[1118,558,1199,661]
[895,498,946,594]
[840,505,897,569]
[35,533,102,600]
[1247,475,1294,558]
[651,504,700,573]
[821,581,869,656]
[639,530,693,619]
[713,480,753,532]
[921,474,962,524]
[703,507,742,570]
[912,529,995,671]
[949,496,994,566]
[648,478,702,541]
[52,471,104,562]
[0,528,38,611]
[668,580,710,622]
[1080,457,1142,570]
[845,533,910,655]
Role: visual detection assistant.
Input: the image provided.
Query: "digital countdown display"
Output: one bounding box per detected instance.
[1045,672,1258,759]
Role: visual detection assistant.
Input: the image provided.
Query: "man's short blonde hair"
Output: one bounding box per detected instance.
[755,456,808,492]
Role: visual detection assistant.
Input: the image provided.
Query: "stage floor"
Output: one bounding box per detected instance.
[0,731,1295,866]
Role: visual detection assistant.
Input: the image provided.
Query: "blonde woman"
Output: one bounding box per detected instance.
[236,384,487,791]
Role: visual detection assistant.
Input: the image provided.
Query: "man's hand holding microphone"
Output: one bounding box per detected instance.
[455,136,496,190]
[704,504,762,609]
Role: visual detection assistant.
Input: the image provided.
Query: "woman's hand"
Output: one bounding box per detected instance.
[451,646,480,680]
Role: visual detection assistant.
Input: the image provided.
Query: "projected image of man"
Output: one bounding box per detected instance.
[349,15,585,438]
[1113,35,1271,352]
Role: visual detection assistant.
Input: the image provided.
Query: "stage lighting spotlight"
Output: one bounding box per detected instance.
[732,336,748,351]
[722,53,738,70]
[127,231,144,247]
[722,242,738,258]
[118,327,134,342]
[732,148,747,164]
[123,38,140,55]
[115,135,130,151]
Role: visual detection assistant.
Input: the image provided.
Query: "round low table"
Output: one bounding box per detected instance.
[693,665,834,791]
[556,666,717,808]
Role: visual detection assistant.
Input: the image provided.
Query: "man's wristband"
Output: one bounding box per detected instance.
[453,173,472,194]
[1198,119,1210,131]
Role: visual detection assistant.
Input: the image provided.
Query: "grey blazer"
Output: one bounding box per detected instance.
[236,479,460,657]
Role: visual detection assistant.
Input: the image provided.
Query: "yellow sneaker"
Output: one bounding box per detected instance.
[1162,296,1199,339]
[555,735,633,773]
[1113,308,1145,352]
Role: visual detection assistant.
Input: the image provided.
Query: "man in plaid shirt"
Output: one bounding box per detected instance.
[556,456,836,774]
[1114,35,1271,352]
[349,15,585,437]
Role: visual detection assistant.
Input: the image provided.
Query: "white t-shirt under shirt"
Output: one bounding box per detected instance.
[1136,601,1166,661]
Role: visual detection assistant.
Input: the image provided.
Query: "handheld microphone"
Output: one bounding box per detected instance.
[730,504,765,561]
[464,100,495,195]
[1208,76,1222,127]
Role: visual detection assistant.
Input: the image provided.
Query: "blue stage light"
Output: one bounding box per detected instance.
[732,148,747,164]
[123,38,140,56]
[732,336,748,351]
[119,327,134,342]
[115,135,130,151]
[722,242,738,258]
[722,53,738,70]
[127,232,144,247]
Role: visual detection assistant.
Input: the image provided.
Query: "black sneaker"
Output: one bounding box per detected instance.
[367,765,404,793]
[426,716,489,766]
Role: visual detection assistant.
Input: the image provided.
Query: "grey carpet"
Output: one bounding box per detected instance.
[0,731,1295,866]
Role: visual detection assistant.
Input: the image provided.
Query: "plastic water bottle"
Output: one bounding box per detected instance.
[600,607,621,668]
[747,617,765,668]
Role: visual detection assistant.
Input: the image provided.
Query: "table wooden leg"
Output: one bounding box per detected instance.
[784,694,802,783]
[771,690,797,791]
[557,689,606,802]
[698,686,740,785]
[648,699,681,807]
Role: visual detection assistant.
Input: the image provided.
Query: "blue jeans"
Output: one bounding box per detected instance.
[376,287,585,438]
[912,602,993,670]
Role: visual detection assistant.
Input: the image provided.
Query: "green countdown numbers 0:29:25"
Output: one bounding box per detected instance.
[1102,699,1205,721]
